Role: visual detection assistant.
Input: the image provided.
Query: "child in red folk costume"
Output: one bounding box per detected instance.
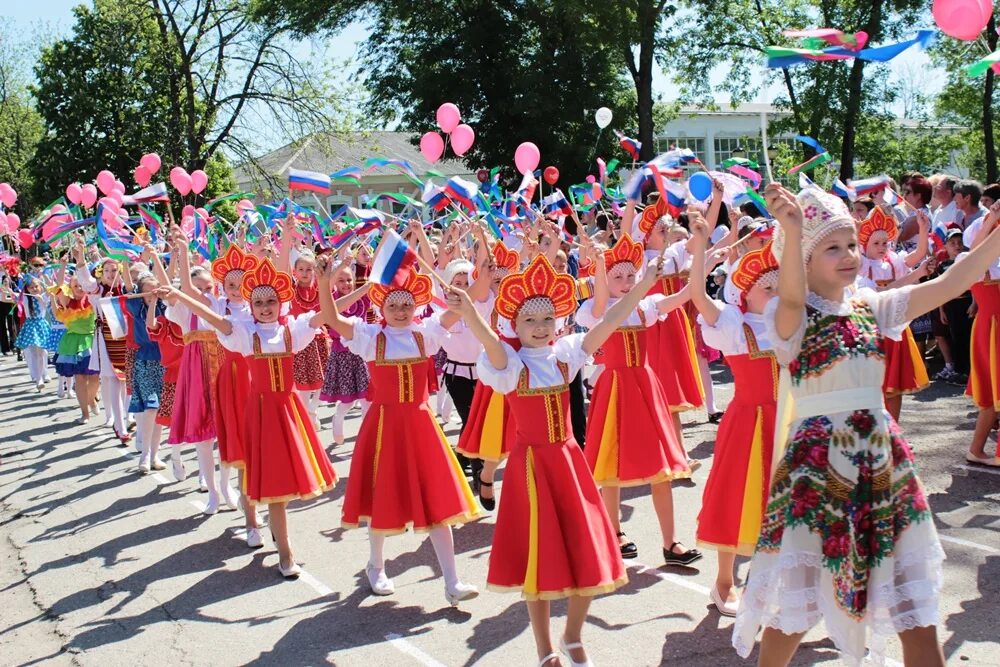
[159,231,223,511]
[857,206,932,421]
[448,254,669,667]
[329,267,480,605]
[209,244,265,544]
[320,250,372,446]
[575,233,699,567]
[730,184,995,667]
[627,198,705,462]
[686,210,779,617]
[455,241,521,510]
[158,257,338,578]
[281,240,330,432]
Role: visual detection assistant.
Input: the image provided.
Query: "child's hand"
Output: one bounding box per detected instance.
[445,286,475,317]
[764,183,803,232]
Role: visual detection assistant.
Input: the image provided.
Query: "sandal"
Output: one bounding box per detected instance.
[617,531,638,559]
[663,541,702,566]
[478,476,496,511]
[114,429,131,446]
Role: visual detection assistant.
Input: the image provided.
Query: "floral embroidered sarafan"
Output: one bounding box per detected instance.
[788,300,883,384]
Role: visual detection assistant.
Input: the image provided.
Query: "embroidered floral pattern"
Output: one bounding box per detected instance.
[788,301,883,384]
[757,407,932,619]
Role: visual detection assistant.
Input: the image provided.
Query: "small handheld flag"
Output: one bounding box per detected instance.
[288,168,332,195]
[369,229,419,287]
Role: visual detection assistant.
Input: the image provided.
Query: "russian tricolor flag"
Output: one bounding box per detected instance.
[288,168,332,195]
[123,182,170,205]
[614,130,641,161]
[541,191,573,218]
[850,175,891,197]
[831,178,856,201]
[421,181,451,212]
[370,229,419,287]
[444,176,481,212]
[661,178,688,217]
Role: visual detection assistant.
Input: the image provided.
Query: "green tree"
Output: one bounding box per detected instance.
[0,20,43,215]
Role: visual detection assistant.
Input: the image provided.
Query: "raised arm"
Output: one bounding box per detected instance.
[903,210,929,268]
[589,247,609,318]
[122,253,135,293]
[275,216,295,274]
[765,184,806,341]
[686,208,723,326]
[313,255,335,329]
[904,202,1000,320]
[622,200,637,238]
[155,285,233,336]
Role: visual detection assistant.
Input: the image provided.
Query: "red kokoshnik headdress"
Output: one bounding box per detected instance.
[857,206,898,250]
[603,233,644,272]
[212,244,259,284]
[240,258,295,303]
[495,255,577,322]
[368,267,434,309]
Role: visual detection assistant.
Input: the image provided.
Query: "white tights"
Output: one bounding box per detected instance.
[135,410,161,464]
[193,440,218,500]
[100,375,127,434]
[436,387,453,419]
[333,399,370,438]
[296,389,320,427]
[367,525,460,589]
[23,346,49,384]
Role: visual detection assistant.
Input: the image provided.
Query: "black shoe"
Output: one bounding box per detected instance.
[707,411,724,424]
[477,475,496,511]
[663,542,702,566]
[617,531,638,559]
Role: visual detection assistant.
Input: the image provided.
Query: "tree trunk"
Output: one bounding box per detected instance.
[635,0,657,161]
[985,16,998,183]
[839,1,884,181]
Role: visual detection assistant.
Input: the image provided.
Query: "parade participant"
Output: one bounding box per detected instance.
[319,252,372,446]
[156,256,338,578]
[161,231,223,511]
[73,241,129,443]
[122,273,166,473]
[51,253,100,422]
[575,233,698,565]
[329,266,480,605]
[732,184,1000,667]
[455,241,521,510]
[687,212,779,617]
[15,275,53,391]
[449,253,669,667]
[857,206,932,421]
[209,244,259,521]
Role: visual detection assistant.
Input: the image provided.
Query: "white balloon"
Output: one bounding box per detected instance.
[595,106,613,129]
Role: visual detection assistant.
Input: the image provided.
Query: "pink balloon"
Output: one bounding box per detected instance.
[18,229,33,248]
[181,215,195,235]
[514,142,540,175]
[96,170,116,195]
[190,169,208,194]
[182,204,195,219]
[196,207,210,221]
[7,213,20,230]
[51,204,67,214]
[170,167,192,196]
[65,183,83,205]
[450,124,475,156]
[81,184,98,209]
[932,0,992,40]
[113,179,126,194]
[585,175,596,184]
[237,198,254,213]
[109,190,124,207]
[134,165,152,187]
[0,184,16,209]
[99,197,119,214]
[436,103,461,134]
[420,132,445,163]
[140,153,162,174]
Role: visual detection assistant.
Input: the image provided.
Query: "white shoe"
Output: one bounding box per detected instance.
[138,459,151,475]
[538,653,562,667]
[220,485,240,511]
[202,493,219,515]
[43,375,50,384]
[366,564,394,596]
[171,456,186,482]
[57,383,66,399]
[150,457,166,471]
[333,430,344,447]
[559,638,593,667]
[710,585,740,617]
[444,581,479,606]
[965,452,1000,467]
[36,380,44,392]
[246,527,264,549]
[278,560,302,579]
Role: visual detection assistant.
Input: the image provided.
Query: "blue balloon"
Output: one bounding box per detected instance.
[688,172,712,202]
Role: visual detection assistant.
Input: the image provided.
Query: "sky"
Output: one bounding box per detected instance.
[5,1,945,119]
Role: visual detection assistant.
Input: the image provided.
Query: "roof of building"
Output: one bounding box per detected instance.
[234,131,473,187]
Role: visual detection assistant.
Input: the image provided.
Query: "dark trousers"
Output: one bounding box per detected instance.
[444,369,477,475]
[0,302,18,355]
[944,296,974,375]
[569,371,587,449]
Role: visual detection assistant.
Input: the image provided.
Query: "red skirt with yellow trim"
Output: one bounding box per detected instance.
[292,334,330,391]
[584,364,690,487]
[882,327,929,398]
[242,390,337,504]
[341,402,479,533]
[487,438,627,599]
[644,308,704,411]
[696,352,777,554]
[455,381,517,461]
[215,349,251,466]
[967,281,1000,409]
